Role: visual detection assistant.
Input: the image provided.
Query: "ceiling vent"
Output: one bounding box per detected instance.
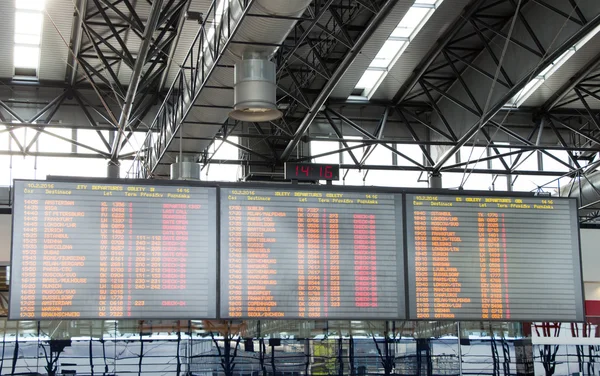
[229,52,282,122]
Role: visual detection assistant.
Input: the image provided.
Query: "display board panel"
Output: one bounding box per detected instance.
[406,194,583,321]
[10,180,217,320]
[220,187,405,319]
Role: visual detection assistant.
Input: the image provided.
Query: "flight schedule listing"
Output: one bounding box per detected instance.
[10,180,217,320]
[220,187,405,319]
[406,194,583,322]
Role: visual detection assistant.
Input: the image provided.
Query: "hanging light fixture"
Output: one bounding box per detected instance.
[229,51,282,122]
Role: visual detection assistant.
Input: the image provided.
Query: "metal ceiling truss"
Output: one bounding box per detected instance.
[0,88,145,160]
[275,0,399,160]
[298,105,593,177]
[74,0,190,162]
[390,0,600,175]
[129,0,402,178]
[0,0,599,193]
[144,103,594,179]
[541,50,600,165]
[537,51,600,219]
[0,0,190,164]
[190,0,600,183]
[130,0,258,178]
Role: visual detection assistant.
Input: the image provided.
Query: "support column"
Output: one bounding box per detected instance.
[107,161,120,179]
[429,172,442,189]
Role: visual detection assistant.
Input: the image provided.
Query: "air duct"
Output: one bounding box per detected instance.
[170,155,201,180]
[560,170,600,208]
[229,52,282,122]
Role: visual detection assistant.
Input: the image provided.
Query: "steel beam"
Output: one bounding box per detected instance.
[110,0,164,161]
[432,12,600,171]
[392,0,487,104]
[279,0,399,160]
[543,50,600,111]
[66,0,87,85]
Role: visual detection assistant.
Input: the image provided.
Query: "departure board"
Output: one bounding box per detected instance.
[406,194,583,322]
[220,187,405,319]
[10,180,217,320]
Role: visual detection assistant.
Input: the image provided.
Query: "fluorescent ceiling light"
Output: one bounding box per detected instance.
[15,12,43,36]
[15,0,45,11]
[352,0,443,99]
[14,45,40,69]
[507,24,600,107]
[13,4,45,76]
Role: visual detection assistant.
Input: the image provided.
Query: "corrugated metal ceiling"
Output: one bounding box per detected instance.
[0,2,14,79]
[163,0,213,89]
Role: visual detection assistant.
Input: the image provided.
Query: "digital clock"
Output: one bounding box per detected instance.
[284,162,340,181]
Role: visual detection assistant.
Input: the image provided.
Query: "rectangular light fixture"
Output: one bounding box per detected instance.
[13,0,46,78]
[507,24,600,108]
[352,0,444,100]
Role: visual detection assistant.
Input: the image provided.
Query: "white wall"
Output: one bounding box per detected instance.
[581,229,600,283]
[585,282,600,300]
[0,214,10,264]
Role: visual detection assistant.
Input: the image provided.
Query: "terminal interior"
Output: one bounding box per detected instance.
[0,0,600,374]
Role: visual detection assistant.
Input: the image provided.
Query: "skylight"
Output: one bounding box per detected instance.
[352,0,443,99]
[13,0,46,77]
[507,24,600,108]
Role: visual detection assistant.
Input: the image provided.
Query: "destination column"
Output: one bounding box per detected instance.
[41,198,86,318]
[246,205,281,318]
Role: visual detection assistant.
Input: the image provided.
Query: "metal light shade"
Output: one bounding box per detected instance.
[229,56,282,122]
[170,155,201,180]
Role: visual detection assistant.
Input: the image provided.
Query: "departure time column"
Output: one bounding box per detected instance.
[329,213,340,308]
[414,210,429,318]
[307,208,321,318]
[108,202,126,317]
[20,197,40,319]
[99,202,109,317]
[297,207,306,317]
[228,205,243,317]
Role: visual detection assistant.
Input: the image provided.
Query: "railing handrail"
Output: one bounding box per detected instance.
[127,0,226,178]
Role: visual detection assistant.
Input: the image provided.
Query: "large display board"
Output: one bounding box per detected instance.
[220,187,405,319]
[406,194,584,321]
[10,180,217,320]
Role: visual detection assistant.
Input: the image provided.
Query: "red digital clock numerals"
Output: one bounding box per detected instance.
[295,165,334,179]
[320,166,333,179]
[295,165,310,177]
[286,163,339,181]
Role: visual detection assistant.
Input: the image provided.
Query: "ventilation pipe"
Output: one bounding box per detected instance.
[229,51,281,122]
[171,155,201,180]
[560,170,600,207]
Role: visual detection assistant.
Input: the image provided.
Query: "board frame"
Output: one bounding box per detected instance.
[217,182,408,320]
[403,192,585,322]
[9,177,221,321]
[7,177,585,322]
